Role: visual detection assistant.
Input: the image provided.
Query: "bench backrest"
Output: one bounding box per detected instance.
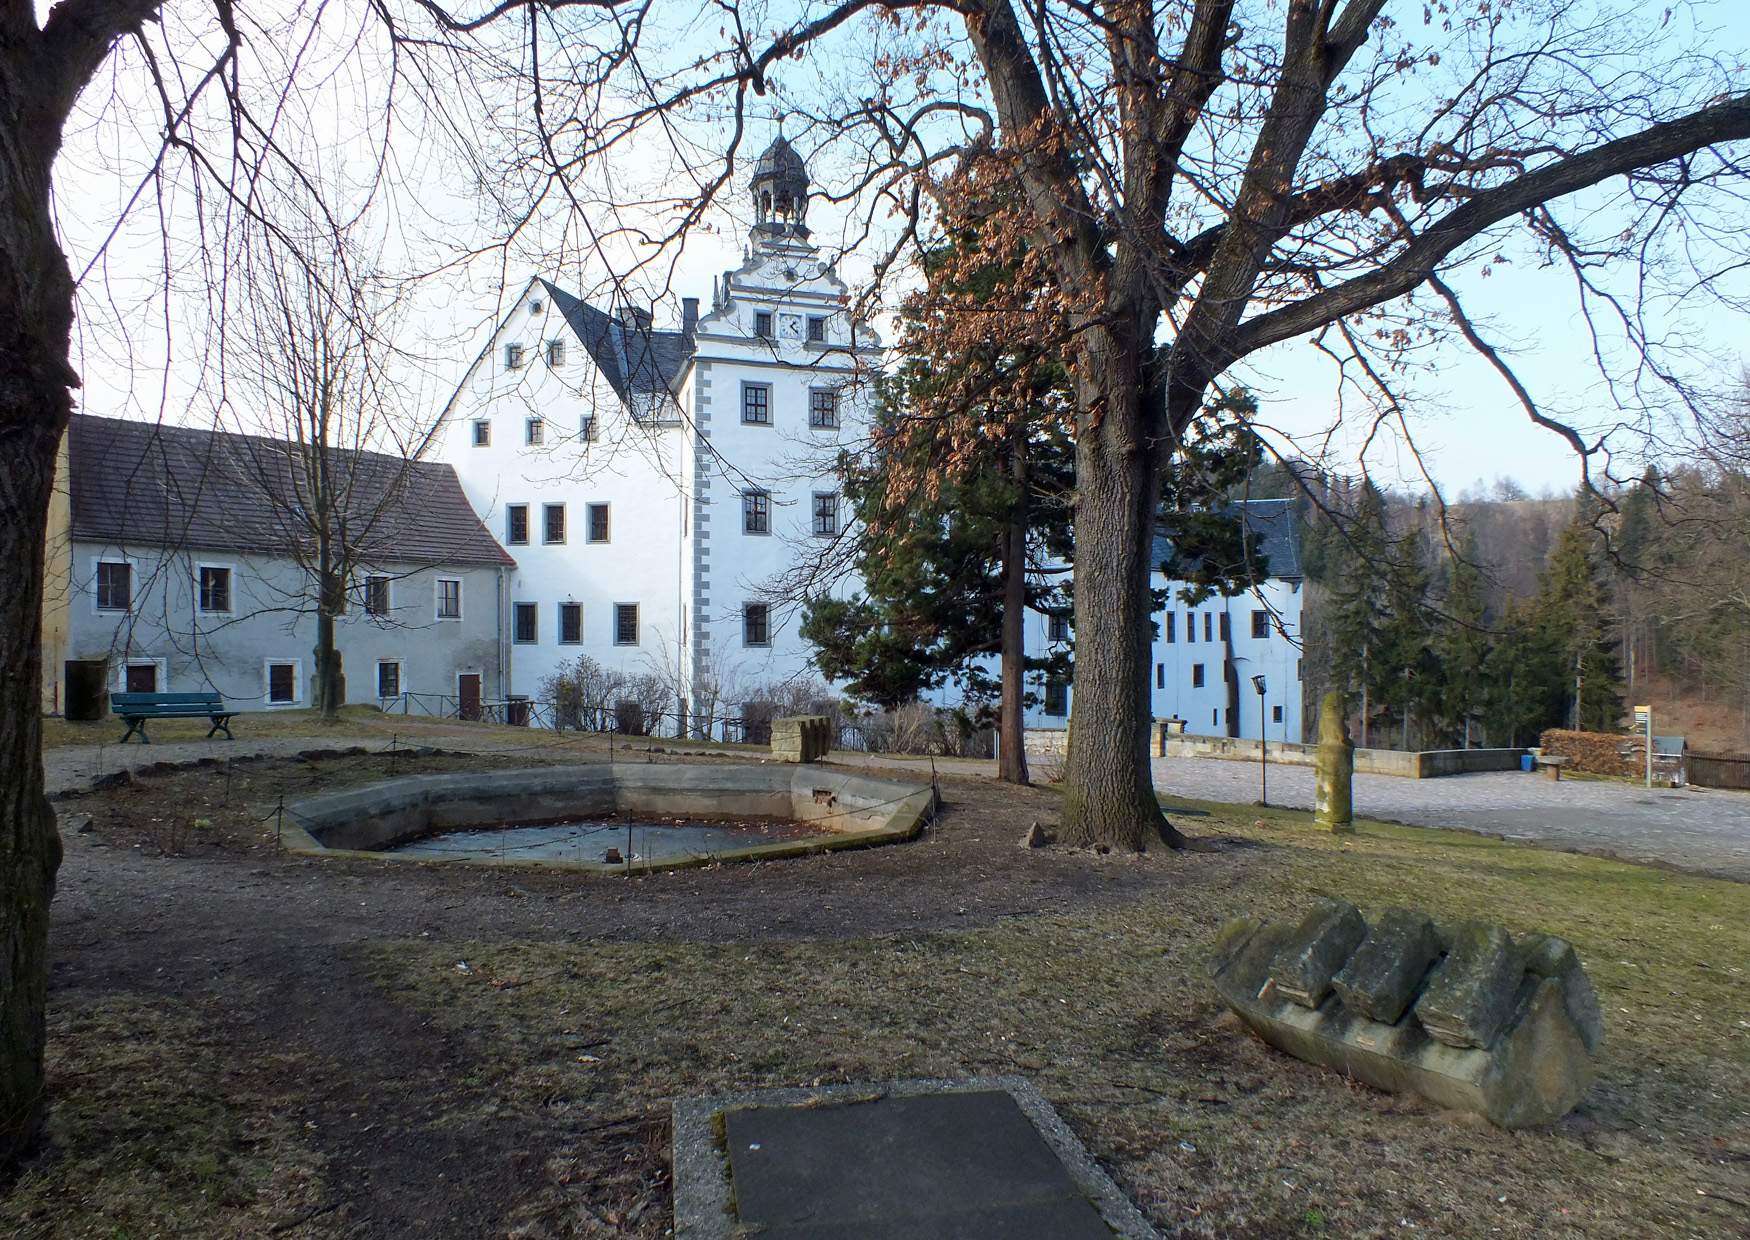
[113,691,225,711]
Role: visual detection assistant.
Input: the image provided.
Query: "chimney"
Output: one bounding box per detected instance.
[620,304,653,333]
[681,297,700,337]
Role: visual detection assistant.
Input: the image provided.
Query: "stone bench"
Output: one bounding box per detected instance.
[1209,900,1602,1128]
[771,715,832,764]
[1540,755,1570,781]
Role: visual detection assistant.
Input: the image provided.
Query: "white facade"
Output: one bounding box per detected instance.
[435,142,878,730]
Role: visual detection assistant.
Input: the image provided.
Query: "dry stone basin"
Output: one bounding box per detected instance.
[280,763,937,874]
[1210,900,1602,1128]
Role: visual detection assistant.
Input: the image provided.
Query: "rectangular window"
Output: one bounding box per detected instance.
[513,602,538,644]
[472,420,491,446]
[1044,680,1069,717]
[1252,609,1270,639]
[558,602,582,645]
[1219,612,1230,641]
[96,561,131,612]
[579,416,597,442]
[807,315,828,343]
[754,311,774,339]
[436,578,462,620]
[744,602,770,647]
[1273,704,1284,724]
[377,661,401,699]
[504,343,524,369]
[1156,663,1165,689]
[1185,610,1195,643]
[1192,663,1206,688]
[1203,612,1212,642]
[587,503,610,543]
[614,603,639,646]
[546,338,566,367]
[506,504,529,545]
[365,576,390,617]
[525,417,544,446]
[1049,614,1070,642]
[267,661,298,704]
[1164,612,1176,643]
[742,383,772,425]
[198,566,231,613]
[743,489,771,534]
[809,388,839,428]
[543,503,566,544]
[812,492,839,536]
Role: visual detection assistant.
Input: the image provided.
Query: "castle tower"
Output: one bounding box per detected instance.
[750,136,810,243]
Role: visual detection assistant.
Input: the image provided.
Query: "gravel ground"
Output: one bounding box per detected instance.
[1151,753,1750,880]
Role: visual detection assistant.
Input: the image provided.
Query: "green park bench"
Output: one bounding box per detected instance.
[111,691,240,744]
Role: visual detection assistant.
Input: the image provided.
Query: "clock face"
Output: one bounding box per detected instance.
[779,313,804,339]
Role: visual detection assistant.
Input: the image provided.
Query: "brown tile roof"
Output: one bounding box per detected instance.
[68,414,515,568]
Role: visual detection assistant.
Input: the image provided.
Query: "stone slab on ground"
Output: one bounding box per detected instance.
[672,1077,1155,1240]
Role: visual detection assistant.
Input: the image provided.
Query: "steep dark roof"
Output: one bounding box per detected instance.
[1152,498,1302,581]
[538,279,693,402]
[752,136,809,184]
[68,414,515,568]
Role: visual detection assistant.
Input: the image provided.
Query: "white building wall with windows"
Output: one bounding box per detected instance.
[434,138,878,729]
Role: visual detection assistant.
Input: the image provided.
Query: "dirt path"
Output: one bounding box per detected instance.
[44,756,1244,1236]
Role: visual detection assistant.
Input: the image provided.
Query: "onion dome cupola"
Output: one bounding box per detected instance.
[750,136,810,240]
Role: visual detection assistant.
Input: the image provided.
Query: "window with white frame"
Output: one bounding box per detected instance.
[525,417,544,446]
[587,503,610,543]
[1044,680,1069,717]
[579,416,597,443]
[543,503,566,544]
[812,492,839,537]
[807,315,828,343]
[506,504,529,545]
[743,489,771,534]
[377,660,401,699]
[265,660,300,705]
[95,560,131,612]
[809,388,839,428]
[436,578,462,620]
[744,602,770,647]
[1251,609,1270,639]
[754,311,774,339]
[472,420,491,446]
[364,575,390,616]
[546,338,566,366]
[197,565,232,613]
[504,343,525,369]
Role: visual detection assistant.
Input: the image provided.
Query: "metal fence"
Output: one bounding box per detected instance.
[1687,751,1750,790]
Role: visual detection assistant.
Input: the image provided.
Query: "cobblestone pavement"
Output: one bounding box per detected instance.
[1152,754,1750,880]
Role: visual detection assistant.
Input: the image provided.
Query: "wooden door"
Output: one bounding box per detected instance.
[125,663,158,693]
[458,673,482,722]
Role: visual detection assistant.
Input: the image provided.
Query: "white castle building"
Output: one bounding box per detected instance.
[434,138,878,731]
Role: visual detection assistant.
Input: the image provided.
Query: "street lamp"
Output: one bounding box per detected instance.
[1251,674,1268,806]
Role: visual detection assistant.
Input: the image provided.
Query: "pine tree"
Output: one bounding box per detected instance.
[1432,541,1490,747]
[1536,516,1624,731]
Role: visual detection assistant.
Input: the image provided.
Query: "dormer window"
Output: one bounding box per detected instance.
[504,343,525,369]
[754,311,774,339]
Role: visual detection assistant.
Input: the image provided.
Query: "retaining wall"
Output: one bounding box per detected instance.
[1161,732,1526,779]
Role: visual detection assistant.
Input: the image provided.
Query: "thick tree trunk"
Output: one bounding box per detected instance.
[1060,341,1185,850]
[2,46,78,1168]
[997,436,1030,785]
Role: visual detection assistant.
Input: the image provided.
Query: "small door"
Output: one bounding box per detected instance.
[458,673,482,722]
[125,663,158,693]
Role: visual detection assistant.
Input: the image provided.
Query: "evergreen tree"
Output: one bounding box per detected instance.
[1324,481,1393,746]
[1376,522,1442,749]
[1431,541,1490,747]
[1535,517,1624,731]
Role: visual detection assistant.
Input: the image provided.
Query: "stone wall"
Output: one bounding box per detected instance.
[1162,731,1527,779]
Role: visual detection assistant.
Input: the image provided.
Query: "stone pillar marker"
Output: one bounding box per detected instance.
[1313,690,1354,834]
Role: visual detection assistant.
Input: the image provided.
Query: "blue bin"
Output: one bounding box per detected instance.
[1520,754,1535,773]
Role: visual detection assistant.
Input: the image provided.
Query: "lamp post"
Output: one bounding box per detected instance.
[1251,674,1268,806]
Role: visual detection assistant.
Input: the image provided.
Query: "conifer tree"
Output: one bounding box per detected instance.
[1432,542,1490,747]
[1536,517,1624,731]
[1324,481,1392,746]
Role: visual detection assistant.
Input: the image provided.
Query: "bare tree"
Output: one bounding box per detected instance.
[221,233,426,720]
